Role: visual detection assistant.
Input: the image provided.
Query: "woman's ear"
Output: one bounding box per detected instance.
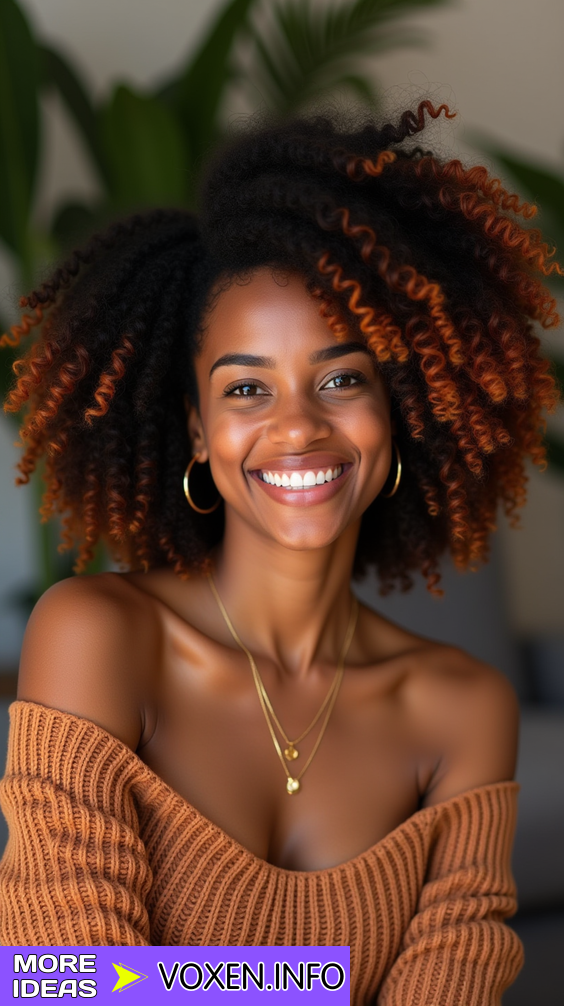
[184,393,208,462]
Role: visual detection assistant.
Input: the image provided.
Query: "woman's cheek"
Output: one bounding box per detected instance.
[207,413,256,497]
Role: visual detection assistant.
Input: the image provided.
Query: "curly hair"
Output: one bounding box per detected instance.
[1,100,561,594]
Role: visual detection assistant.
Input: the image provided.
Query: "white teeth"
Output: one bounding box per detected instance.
[260,464,343,488]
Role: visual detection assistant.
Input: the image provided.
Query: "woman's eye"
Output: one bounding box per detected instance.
[322,372,365,390]
[225,382,267,397]
[224,372,365,396]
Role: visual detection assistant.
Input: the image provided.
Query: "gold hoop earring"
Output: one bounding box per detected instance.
[380,439,402,498]
[183,454,221,514]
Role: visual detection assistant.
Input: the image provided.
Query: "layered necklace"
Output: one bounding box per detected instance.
[207,572,359,795]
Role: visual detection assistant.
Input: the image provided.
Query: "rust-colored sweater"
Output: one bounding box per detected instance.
[0,701,523,1003]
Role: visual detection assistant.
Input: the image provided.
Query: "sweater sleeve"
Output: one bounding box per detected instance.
[0,701,152,946]
[377,784,524,1006]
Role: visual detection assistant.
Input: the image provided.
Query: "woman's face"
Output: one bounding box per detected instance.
[187,268,393,553]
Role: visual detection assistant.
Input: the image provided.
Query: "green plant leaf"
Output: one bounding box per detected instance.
[248,0,449,114]
[100,85,189,209]
[545,358,564,478]
[0,326,18,414]
[551,358,564,396]
[329,73,380,105]
[468,132,564,239]
[51,201,100,252]
[546,433,564,475]
[492,155,564,240]
[0,307,29,426]
[39,44,109,187]
[157,0,258,175]
[0,0,40,278]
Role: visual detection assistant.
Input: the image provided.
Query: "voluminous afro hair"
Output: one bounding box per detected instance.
[2,101,561,594]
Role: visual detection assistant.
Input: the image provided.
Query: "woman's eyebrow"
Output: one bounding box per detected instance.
[209,342,370,379]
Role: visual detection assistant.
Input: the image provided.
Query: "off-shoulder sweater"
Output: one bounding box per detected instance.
[0,701,523,1004]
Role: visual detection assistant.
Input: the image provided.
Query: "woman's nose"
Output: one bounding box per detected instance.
[266,393,332,448]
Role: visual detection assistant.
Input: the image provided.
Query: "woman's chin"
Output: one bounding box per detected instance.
[254,513,358,554]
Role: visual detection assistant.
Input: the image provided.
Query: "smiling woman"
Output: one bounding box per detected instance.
[0,100,559,1000]
[188,270,393,549]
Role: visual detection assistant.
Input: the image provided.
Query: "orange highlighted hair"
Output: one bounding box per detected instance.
[2,103,561,593]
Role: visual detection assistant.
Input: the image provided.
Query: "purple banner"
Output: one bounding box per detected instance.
[1,947,349,1003]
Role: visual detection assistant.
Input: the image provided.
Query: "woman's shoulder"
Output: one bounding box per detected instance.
[358,603,520,805]
[404,640,520,806]
[17,571,163,751]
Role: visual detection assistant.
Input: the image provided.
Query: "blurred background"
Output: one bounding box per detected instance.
[0,0,563,999]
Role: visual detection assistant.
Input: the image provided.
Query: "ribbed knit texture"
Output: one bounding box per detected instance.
[0,701,523,1003]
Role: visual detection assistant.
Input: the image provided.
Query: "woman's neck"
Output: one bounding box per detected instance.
[210,509,361,679]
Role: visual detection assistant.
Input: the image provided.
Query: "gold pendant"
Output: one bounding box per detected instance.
[284,744,299,761]
[286,777,301,795]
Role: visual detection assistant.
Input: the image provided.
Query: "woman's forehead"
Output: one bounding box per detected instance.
[200,267,344,361]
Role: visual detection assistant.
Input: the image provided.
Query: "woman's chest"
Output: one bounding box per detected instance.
[138,626,434,871]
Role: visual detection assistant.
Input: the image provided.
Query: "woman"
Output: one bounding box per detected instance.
[0,100,558,1001]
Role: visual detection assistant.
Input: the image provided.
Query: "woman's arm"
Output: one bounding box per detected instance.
[378,649,523,1005]
[377,782,523,1005]
[0,575,159,945]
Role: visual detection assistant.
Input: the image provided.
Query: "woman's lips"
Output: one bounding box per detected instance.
[249,463,353,506]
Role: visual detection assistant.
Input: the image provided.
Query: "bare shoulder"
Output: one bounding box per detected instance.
[401,641,520,806]
[17,571,162,750]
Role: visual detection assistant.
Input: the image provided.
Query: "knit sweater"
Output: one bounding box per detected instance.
[0,701,523,1004]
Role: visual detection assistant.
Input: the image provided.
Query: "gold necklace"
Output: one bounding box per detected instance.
[207,572,359,795]
[252,658,343,763]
